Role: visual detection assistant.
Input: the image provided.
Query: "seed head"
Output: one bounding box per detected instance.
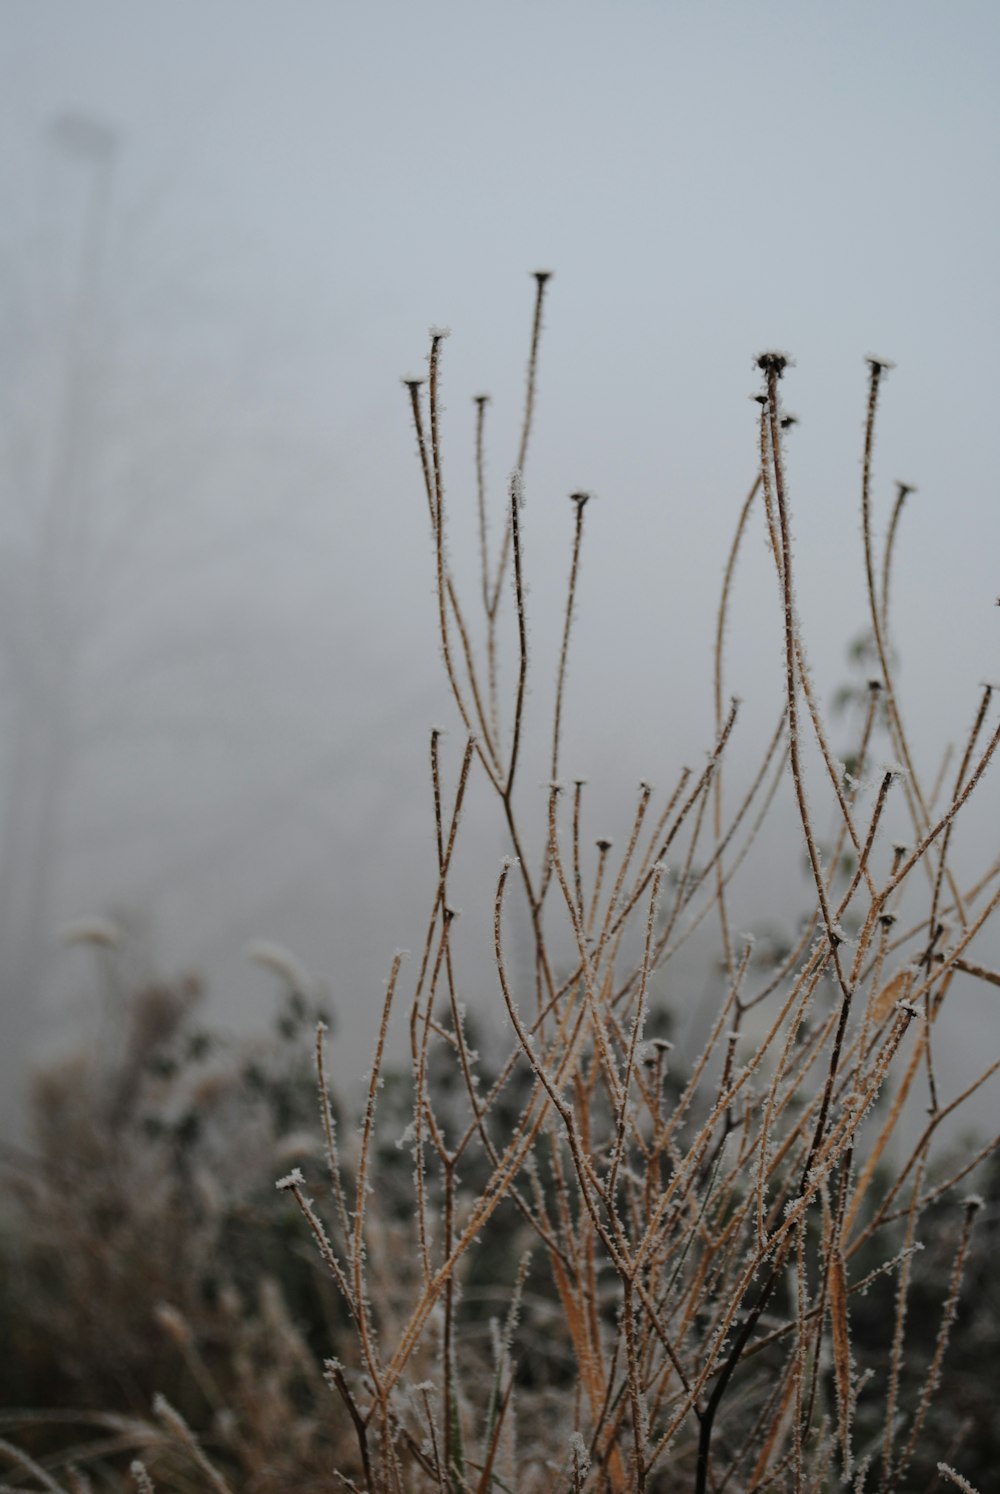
[756,351,792,378]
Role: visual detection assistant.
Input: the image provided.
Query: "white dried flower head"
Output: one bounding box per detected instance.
[273,1131,323,1166]
[59,915,121,949]
[130,1461,156,1494]
[568,1429,591,1475]
[246,940,312,993]
[152,1392,183,1429]
[153,1302,191,1346]
[756,350,794,377]
[215,1409,237,1440]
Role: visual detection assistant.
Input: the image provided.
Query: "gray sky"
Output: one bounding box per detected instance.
[1,1,998,1123]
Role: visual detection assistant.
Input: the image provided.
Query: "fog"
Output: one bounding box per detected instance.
[2,0,998,1136]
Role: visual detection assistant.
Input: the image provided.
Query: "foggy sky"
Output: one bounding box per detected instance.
[1,1,998,1132]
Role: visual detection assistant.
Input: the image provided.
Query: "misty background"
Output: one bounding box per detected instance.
[1,1,998,1139]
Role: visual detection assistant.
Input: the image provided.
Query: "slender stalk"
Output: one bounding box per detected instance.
[552,493,590,782]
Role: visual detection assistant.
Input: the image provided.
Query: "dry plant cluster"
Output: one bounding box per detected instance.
[2,275,999,1492]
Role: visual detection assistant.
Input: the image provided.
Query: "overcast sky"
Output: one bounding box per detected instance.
[1,1,997,1125]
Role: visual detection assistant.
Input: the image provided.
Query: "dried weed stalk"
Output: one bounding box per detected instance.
[274,286,1000,1491]
[3,278,998,1493]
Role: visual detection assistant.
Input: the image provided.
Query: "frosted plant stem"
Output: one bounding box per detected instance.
[622,1280,648,1491]
[551,493,590,782]
[280,1174,354,1309]
[682,1011,918,1490]
[571,778,586,925]
[762,364,849,994]
[880,481,914,635]
[418,1385,445,1492]
[654,720,788,975]
[890,1197,981,1491]
[487,271,552,621]
[504,474,529,799]
[713,474,761,976]
[792,1218,807,1493]
[880,1158,924,1487]
[632,766,692,890]
[547,786,625,1115]
[441,1165,459,1489]
[686,1001,920,1491]
[413,914,451,1284]
[315,1023,352,1252]
[409,733,474,1057]
[926,683,991,945]
[858,362,963,910]
[444,934,568,1265]
[610,705,738,966]
[758,396,871,887]
[594,781,653,967]
[608,864,664,1198]
[850,1054,1000,1252]
[474,393,491,614]
[937,1465,982,1494]
[762,366,866,1217]
[494,862,628,1270]
[353,955,403,1407]
[918,685,993,1111]
[905,875,1000,1011]
[407,376,501,776]
[755,967,824,1247]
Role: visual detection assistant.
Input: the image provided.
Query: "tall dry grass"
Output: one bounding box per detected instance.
[2,274,999,1492]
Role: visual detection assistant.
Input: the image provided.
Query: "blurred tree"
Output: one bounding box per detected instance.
[0,115,396,1132]
[0,112,119,1128]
